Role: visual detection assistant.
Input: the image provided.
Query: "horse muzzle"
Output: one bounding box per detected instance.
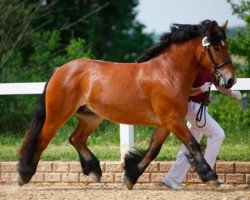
[214,69,236,89]
[218,76,236,89]
[225,77,236,89]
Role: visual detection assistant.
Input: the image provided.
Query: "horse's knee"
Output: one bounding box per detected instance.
[188,137,201,154]
[69,130,85,150]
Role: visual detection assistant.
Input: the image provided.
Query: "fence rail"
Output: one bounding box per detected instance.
[0,78,249,160]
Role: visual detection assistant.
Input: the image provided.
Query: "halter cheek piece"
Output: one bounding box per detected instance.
[202,37,232,70]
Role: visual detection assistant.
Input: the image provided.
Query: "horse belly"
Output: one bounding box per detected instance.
[88,101,157,125]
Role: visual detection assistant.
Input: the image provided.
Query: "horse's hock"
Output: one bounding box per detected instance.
[0,161,249,186]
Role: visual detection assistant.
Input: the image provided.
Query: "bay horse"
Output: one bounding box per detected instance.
[18,20,236,189]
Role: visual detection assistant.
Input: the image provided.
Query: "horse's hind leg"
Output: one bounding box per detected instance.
[18,115,70,186]
[69,106,103,182]
[124,127,170,190]
[18,82,80,186]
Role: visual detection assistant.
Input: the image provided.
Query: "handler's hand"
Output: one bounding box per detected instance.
[231,90,241,100]
[200,82,212,93]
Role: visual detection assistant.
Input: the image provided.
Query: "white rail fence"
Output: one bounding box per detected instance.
[0,78,249,160]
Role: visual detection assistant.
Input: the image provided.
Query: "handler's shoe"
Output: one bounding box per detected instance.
[162,176,182,190]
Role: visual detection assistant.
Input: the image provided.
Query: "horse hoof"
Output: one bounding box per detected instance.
[17,174,25,186]
[124,175,134,190]
[207,179,223,187]
[89,172,101,182]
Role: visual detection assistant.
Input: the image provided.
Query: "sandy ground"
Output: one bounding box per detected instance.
[0,183,249,200]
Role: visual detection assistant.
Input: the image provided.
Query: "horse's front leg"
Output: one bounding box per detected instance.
[168,117,220,186]
[124,127,170,190]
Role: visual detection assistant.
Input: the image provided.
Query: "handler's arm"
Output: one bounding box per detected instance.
[215,86,241,100]
[215,85,232,95]
[190,82,211,96]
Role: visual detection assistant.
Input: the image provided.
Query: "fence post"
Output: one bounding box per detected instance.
[241,93,248,110]
[120,124,134,161]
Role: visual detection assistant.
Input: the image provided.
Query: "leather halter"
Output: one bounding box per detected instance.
[206,46,232,69]
[202,37,232,70]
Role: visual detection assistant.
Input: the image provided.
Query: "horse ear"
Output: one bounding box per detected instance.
[220,20,228,30]
[207,21,217,37]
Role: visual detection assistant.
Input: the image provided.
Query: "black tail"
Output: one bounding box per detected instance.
[20,82,48,160]
[18,82,48,184]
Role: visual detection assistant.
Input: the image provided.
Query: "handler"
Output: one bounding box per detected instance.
[162,67,241,190]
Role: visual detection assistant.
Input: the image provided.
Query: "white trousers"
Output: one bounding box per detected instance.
[164,101,225,184]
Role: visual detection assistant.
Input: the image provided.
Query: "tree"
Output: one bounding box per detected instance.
[0,30,94,131]
[227,0,250,77]
[26,0,153,62]
[0,0,40,82]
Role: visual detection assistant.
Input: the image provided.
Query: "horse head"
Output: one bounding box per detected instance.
[197,20,236,89]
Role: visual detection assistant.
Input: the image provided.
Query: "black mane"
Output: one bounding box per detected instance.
[136,20,226,63]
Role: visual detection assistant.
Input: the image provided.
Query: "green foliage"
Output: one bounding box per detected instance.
[28,30,93,81]
[66,38,93,61]
[209,91,250,138]
[0,0,41,82]
[29,31,61,81]
[26,0,153,62]
[227,0,250,77]
[1,50,23,81]
[0,30,93,131]
[0,95,38,132]
[227,0,250,20]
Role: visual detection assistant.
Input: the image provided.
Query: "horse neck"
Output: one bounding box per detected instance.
[150,38,201,90]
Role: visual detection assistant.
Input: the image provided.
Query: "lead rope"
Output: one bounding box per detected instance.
[196,87,211,128]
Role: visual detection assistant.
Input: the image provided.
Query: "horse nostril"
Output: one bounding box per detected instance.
[227,78,234,88]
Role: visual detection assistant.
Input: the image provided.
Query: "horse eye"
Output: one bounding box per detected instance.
[213,47,220,52]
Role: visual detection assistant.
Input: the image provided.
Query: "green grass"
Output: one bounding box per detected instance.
[0,120,249,162]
